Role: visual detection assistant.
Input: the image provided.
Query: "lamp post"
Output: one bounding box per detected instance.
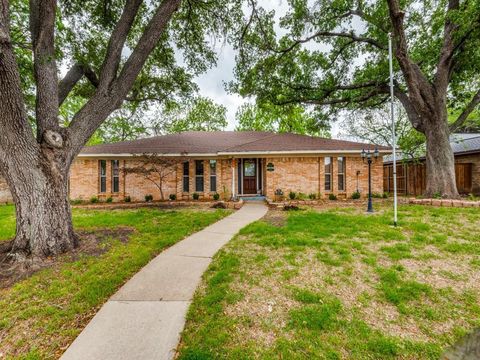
[361,147,379,213]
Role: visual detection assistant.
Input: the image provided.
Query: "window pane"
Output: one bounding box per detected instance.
[183,161,189,176]
[209,160,216,176]
[195,160,204,176]
[100,177,106,193]
[99,160,107,193]
[113,177,119,193]
[195,176,204,192]
[325,174,331,191]
[112,160,119,176]
[325,157,331,172]
[210,176,217,192]
[338,174,344,191]
[100,160,106,176]
[325,157,331,191]
[337,157,345,191]
[244,161,255,176]
[183,177,189,192]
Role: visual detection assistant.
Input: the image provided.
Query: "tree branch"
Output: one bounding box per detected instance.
[98,0,144,90]
[450,88,480,131]
[67,0,182,158]
[434,0,460,92]
[30,0,60,141]
[275,30,386,55]
[58,64,99,106]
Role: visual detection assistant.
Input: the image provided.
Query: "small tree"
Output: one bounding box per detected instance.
[124,154,184,201]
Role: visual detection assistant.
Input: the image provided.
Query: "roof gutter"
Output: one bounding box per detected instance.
[78,149,392,158]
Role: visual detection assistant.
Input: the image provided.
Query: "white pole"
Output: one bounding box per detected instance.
[388,33,398,226]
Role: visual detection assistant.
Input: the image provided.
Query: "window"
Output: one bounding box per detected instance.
[195,160,204,192]
[338,157,346,191]
[111,160,120,193]
[99,160,107,193]
[183,161,189,192]
[325,157,332,191]
[210,160,217,192]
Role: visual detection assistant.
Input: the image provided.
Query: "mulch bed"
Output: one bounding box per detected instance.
[0,227,133,289]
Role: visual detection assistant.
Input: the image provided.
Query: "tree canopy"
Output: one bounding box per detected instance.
[235,101,330,136]
[232,0,480,129]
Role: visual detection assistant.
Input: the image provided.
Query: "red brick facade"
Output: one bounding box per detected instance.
[67,155,383,202]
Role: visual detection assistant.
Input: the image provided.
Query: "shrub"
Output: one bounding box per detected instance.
[297,192,308,200]
[213,193,220,201]
[372,192,383,198]
[308,193,316,200]
[192,192,200,200]
[145,194,153,202]
[70,199,83,205]
[467,193,479,201]
[382,192,389,199]
[351,191,361,200]
[106,197,113,203]
[289,191,296,200]
[433,192,442,199]
[124,196,131,203]
[328,193,337,201]
[211,201,227,209]
[169,194,177,201]
[90,196,99,204]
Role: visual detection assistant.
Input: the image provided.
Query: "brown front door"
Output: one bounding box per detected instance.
[243,159,257,194]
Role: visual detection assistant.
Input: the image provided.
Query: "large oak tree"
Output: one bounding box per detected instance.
[0,0,240,261]
[233,0,480,197]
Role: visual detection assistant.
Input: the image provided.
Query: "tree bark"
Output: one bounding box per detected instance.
[4,151,77,260]
[423,113,458,198]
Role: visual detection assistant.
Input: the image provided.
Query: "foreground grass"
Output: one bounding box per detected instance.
[0,205,230,359]
[178,204,480,359]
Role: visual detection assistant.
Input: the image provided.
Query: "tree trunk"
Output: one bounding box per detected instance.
[5,154,78,261]
[423,114,459,198]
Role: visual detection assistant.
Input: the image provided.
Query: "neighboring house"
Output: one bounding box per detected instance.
[0,131,390,203]
[384,133,480,196]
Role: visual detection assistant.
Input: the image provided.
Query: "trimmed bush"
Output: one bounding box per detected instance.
[351,191,361,200]
[124,196,131,203]
[328,193,337,201]
[90,196,99,204]
[289,191,296,200]
[213,193,220,201]
[192,193,200,200]
[145,194,153,202]
[106,197,113,203]
[308,193,316,200]
[169,194,177,201]
[70,199,83,205]
[382,192,389,199]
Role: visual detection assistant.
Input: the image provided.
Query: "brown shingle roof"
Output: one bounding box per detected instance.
[80,131,391,156]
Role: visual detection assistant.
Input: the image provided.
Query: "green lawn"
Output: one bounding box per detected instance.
[178,204,480,359]
[0,204,231,359]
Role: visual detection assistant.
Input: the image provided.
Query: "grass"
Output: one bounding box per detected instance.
[0,204,231,359]
[178,204,480,359]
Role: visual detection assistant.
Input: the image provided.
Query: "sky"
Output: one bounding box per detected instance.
[193,0,346,137]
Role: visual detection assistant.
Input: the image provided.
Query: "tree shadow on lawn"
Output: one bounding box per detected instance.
[0,227,133,289]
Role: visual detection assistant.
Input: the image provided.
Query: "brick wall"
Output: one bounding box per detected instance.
[69,158,237,202]
[263,156,383,199]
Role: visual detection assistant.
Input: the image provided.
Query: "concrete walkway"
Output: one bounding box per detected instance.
[61,202,268,360]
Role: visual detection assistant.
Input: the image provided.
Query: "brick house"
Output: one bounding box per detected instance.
[68,131,389,202]
[0,131,389,203]
[384,133,480,196]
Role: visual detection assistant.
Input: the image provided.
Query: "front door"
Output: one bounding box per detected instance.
[243,159,257,194]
